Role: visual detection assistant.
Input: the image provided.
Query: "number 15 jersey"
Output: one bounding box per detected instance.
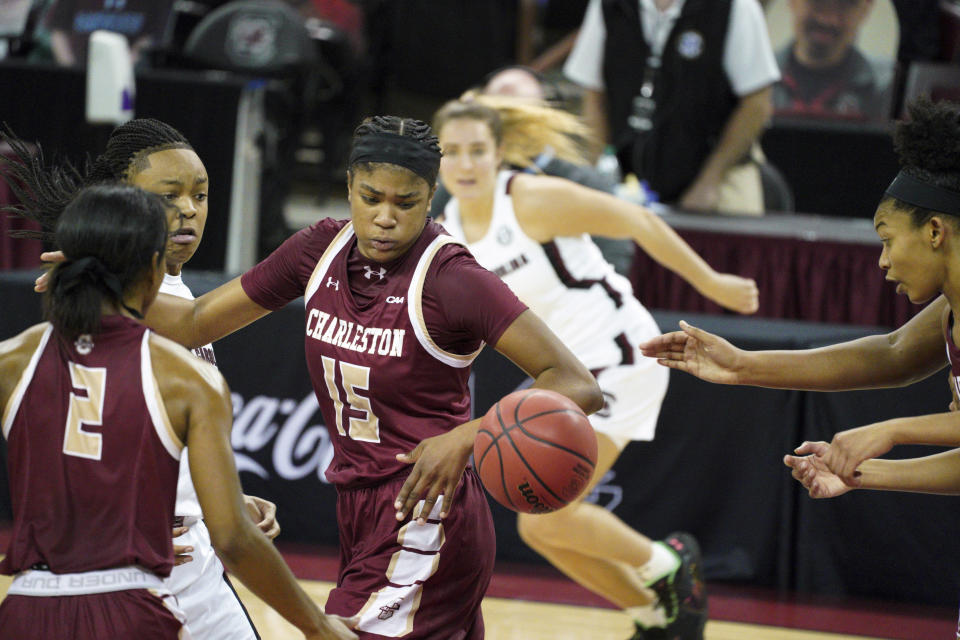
[241,219,527,488]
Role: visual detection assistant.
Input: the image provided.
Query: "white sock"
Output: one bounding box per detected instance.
[625,604,668,628]
[636,541,681,586]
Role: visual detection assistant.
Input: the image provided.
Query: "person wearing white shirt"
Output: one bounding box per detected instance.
[565,0,780,215]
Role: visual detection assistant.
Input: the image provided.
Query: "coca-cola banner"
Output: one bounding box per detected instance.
[1,271,959,605]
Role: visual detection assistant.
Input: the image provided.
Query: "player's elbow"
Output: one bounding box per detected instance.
[573,375,604,416]
[208,519,259,565]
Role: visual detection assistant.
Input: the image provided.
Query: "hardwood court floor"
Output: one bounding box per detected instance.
[0,570,896,640]
[232,579,891,640]
[0,549,953,640]
[0,569,944,639]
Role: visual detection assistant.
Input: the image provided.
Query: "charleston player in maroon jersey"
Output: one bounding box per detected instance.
[0,184,356,639]
[2,118,278,639]
[126,115,603,639]
[641,100,960,501]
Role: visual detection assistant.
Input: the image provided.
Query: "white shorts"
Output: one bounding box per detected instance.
[590,304,669,448]
[165,519,259,640]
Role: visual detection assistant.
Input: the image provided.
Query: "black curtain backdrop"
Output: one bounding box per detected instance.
[0,271,958,606]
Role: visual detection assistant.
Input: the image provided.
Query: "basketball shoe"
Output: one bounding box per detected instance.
[628,532,708,640]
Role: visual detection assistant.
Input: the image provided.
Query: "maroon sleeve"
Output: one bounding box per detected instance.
[240,219,345,310]
[422,244,528,353]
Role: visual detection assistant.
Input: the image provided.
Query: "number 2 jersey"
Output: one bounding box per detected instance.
[0,316,182,576]
[240,219,527,488]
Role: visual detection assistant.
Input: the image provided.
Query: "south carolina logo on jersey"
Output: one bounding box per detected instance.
[677,30,704,60]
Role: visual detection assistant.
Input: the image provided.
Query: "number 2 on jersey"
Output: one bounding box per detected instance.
[321,356,381,442]
[63,363,107,460]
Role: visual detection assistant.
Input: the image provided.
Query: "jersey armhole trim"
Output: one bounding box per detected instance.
[304,222,356,305]
[407,236,484,368]
[141,331,184,460]
[2,324,53,439]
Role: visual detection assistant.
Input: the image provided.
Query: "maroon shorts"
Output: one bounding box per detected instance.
[0,589,183,639]
[325,469,495,639]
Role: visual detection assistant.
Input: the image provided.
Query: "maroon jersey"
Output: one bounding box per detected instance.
[946,312,960,397]
[242,219,527,487]
[0,316,182,576]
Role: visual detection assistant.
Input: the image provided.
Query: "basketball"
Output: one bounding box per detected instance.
[474,388,598,514]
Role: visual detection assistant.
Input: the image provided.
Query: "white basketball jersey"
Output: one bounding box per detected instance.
[442,171,659,371]
[160,273,215,521]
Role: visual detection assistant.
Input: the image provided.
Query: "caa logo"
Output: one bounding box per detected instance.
[386,296,404,304]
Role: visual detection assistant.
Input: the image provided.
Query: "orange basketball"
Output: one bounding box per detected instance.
[473,388,598,514]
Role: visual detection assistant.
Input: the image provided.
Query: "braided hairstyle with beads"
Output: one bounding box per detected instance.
[0,118,191,242]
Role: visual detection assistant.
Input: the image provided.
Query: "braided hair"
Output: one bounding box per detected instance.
[349,116,442,188]
[0,118,191,242]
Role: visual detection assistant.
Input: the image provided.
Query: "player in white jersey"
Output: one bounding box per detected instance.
[159,275,264,640]
[4,119,279,639]
[434,97,760,640]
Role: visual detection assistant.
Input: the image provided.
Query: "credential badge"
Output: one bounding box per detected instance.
[677,30,704,60]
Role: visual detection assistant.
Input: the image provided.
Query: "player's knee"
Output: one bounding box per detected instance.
[517,511,549,547]
[516,508,575,547]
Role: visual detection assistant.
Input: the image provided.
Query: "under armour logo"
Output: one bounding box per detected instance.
[326,277,339,290]
[364,265,387,280]
[378,601,401,621]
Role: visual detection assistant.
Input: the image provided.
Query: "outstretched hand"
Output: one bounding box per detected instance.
[638,320,745,384]
[393,424,475,524]
[799,423,895,487]
[704,272,759,315]
[784,443,854,499]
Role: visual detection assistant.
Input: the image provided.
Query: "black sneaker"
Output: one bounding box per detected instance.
[630,532,708,640]
[627,622,672,640]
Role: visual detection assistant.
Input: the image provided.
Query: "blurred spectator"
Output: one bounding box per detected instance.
[43,0,173,66]
[773,0,894,122]
[482,65,548,101]
[564,0,779,215]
